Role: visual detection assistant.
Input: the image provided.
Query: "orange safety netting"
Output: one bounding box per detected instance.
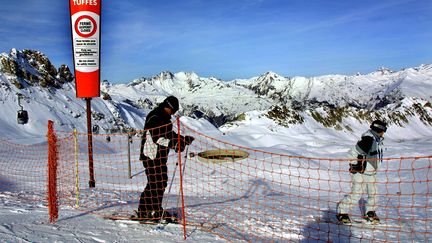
[0,118,431,242]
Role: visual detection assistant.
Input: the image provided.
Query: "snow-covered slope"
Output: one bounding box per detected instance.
[0,49,431,141]
[234,66,432,109]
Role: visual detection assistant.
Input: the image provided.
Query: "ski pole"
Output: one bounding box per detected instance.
[159,145,189,226]
[167,146,187,194]
[181,146,189,180]
[176,146,190,208]
[167,161,178,194]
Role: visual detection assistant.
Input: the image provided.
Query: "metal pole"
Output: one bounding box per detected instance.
[74,129,80,207]
[127,135,132,179]
[175,146,189,218]
[86,98,95,188]
[17,93,24,110]
[167,150,181,194]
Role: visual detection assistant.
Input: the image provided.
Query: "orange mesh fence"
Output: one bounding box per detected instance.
[0,139,49,204]
[0,119,431,242]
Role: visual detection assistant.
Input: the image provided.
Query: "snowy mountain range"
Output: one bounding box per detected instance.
[1,48,431,140]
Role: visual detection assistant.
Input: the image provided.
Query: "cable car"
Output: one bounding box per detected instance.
[16,93,28,125]
[17,110,29,124]
[92,124,100,134]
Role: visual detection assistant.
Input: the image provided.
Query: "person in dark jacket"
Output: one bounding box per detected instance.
[336,120,387,224]
[137,96,194,222]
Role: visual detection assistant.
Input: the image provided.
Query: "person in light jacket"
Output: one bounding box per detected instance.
[336,120,387,224]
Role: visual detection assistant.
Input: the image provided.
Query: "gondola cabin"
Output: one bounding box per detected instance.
[17,109,29,124]
[16,93,28,125]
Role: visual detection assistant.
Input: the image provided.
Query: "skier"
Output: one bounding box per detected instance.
[336,120,387,224]
[137,96,194,222]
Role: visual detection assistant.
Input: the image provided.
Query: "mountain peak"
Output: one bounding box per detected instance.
[156,71,174,80]
[0,50,431,140]
[371,67,393,76]
[174,71,199,80]
[243,71,289,96]
[257,71,285,82]
[0,49,73,89]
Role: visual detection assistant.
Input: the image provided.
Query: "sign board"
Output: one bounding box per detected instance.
[69,0,101,98]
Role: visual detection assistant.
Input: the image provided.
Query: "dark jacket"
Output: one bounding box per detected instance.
[139,106,182,162]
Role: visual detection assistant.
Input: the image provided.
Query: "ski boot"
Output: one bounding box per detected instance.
[158,210,179,224]
[364,211,380,224]
[336,213,351,224]
[131,210,160,223]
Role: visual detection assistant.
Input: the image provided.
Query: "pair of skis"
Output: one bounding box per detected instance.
[106,146,189,226]
[105,212,180,226]
[104,212,223,232]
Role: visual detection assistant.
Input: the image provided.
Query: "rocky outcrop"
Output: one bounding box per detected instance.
[0,49,73,89]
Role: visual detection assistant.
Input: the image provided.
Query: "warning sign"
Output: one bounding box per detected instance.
[69,0,101,98]
[75,15,97,38]
[75,47,98,57]
[71,11,100,73]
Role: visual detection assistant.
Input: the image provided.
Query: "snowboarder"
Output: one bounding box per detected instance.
[336,120,387,224]
[137,96,194,222]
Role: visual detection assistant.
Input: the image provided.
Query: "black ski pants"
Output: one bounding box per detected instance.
[138,157,168,214]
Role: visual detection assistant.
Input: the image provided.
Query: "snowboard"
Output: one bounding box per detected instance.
[313,215,402,228]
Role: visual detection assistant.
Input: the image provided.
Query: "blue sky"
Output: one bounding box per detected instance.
[0,0,431,83]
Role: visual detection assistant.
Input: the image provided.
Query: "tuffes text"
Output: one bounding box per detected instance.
[73,0,97,6]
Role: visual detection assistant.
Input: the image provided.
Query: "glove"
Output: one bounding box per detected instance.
[169,138,186,153]
[356,154,366,163]
[184,135,195,145]
[349,155,366,174]
[176,140,186,153]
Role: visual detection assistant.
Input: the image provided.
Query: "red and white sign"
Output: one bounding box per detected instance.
[69,0,101,98]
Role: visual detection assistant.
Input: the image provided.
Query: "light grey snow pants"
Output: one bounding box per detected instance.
[338,172,378,214]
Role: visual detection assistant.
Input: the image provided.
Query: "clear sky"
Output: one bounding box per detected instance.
[0,0,431,83]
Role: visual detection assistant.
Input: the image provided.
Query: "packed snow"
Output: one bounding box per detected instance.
[1,110,431,241]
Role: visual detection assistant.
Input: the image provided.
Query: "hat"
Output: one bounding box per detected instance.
[161,96,179,113]
[370,120,387,133]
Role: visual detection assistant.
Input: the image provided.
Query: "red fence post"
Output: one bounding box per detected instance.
[47,120,58,222]
[177,117,187,240]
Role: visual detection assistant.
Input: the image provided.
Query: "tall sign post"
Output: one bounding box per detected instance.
[69,0,102,188]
